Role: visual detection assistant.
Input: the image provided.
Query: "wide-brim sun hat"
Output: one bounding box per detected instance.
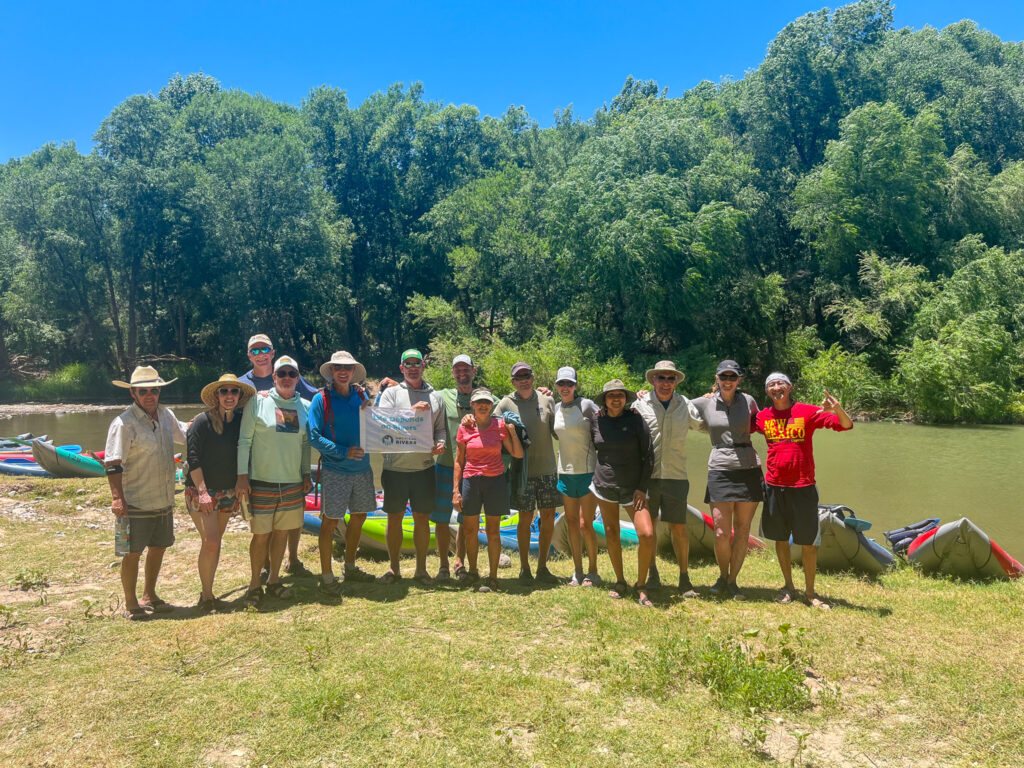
[320,350,367,383]
[645,360,685,387]
[200,374,256,409]
[112,365,178,389]
[594,378,637,409]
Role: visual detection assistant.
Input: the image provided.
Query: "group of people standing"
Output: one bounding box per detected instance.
[104,334,852,620]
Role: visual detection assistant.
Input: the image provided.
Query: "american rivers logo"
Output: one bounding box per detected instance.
[382,435,394,447]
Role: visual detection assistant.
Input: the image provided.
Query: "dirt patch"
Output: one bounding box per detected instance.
[200,737,255,768]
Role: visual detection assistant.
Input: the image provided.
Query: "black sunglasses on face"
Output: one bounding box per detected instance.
[656,375,677,382]
[218,387,240,395]
[135,387,160,395]
[718,373,739,381]
[275,369,298,378]
[332,364,354,371]
[249,346,273,355]
[512,374,533,381]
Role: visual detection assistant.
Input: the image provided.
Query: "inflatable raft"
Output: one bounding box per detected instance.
[789,505,894,574]
[551,511,639,553]
[0,457,53,477]
[655,505,765,559]
[31,439,104,478]
[907,517,1023,580]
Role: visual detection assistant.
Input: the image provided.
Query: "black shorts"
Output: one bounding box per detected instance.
[381,467,435,516]
[461,474,510,518]
[648,479,690,525]
[704,468,765,504]
[761,483,820,546]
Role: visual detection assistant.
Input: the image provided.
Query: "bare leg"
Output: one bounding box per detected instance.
[267,529,289,584]
[485,516,502,579]
[775,539,795,590]
[385,512,404,576]
[580,493,599,574]
[712,502,735,579]
[517,511,534,573]
[249,534,271,590]
[412,512,430,576]
[344,514,366,568]
[287,527,301,566]
[318,517,339,577]
[435,522,451,571]
[729,502,758,582]
[463,516,480,573]
[120,552,142,609]
[599,501,625,585]
[802,545,823,603]
[562,495,584,577]
[140,546,166,604]
[198,512,230,600]
[627,507,655,589]
[454,524,466,573]
[537,508,555,570]
[669,522,689,575]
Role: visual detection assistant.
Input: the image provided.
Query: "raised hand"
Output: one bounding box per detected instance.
[821,389,840,412]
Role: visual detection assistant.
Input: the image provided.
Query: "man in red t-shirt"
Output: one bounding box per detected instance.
[756,372,853,609]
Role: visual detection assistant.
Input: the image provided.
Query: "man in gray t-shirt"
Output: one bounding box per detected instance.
[494,361,560,584]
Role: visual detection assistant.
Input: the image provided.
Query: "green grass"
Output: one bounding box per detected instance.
[0,477,1022,767]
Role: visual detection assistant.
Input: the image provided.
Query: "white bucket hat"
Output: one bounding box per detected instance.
[319,350,367,383]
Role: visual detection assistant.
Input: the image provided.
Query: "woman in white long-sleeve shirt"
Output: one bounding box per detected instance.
[552,366,601,587]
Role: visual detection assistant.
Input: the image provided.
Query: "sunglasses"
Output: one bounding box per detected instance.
[512,374,533,381]
[218,387,240,396]
[331,364,354,371]
[555,380,575,387]
[402,359,423,367]
[275,369,298,378]
[249,346,273,355]
[135,387,161,395]
[655,375,678,382]
[717,373,739,381]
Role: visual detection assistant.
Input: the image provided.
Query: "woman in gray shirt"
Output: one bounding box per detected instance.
[689,360,764,600]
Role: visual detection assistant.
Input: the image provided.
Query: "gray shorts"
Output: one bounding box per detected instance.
[648,479,690,525]
[126,509,175,553]
[321,469,377,519]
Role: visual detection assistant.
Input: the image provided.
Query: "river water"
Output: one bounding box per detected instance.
[4,407,1022,556]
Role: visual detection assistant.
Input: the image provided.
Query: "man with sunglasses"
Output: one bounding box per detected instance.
[375,349,447,585]
[494,361,559,584]
[239,333,318,401]
[632,361,704,597]
[238,333,316,578]
[105,365,188,620]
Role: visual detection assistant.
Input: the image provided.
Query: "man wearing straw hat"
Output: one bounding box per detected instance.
[632,360,704,597]
[104,365,187,620]
[308,351,375,596]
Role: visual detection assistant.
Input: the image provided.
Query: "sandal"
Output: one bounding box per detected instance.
[413,572,435,587]
[123,606,149,621]
[776,587,795,604]
[377,570,400,585]
[453,563,468,581]
[609,581,629,600]
[582,573,602,587]
[637,593,654,607]
[477,577,499,593]
[243,587,263,607]
[265,582,293,599]
[809,596,831,611]
[435,566,451,582]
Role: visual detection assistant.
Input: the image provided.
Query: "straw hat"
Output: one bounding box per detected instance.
[319,350,367,383]
[644,360,685,387]
[594,379,637,408]
[200,374,255,409]
[112,365,178,389]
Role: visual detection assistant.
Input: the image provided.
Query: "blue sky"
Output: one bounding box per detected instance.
[2,1,1023,161]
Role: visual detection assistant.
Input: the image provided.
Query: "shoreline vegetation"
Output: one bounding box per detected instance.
[1,475,1021,767]
[3,0,1024,427]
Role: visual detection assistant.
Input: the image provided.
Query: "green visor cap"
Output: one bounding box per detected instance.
[401,348,423,362]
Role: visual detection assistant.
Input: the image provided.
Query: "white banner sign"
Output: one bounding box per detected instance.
[360,407,434,453]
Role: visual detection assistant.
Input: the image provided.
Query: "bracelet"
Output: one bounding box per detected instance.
[105,464,123,475]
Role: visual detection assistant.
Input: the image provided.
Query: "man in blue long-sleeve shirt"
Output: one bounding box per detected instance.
[307,351,375,596]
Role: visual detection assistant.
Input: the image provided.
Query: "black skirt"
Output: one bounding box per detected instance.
[704,468,765,503]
